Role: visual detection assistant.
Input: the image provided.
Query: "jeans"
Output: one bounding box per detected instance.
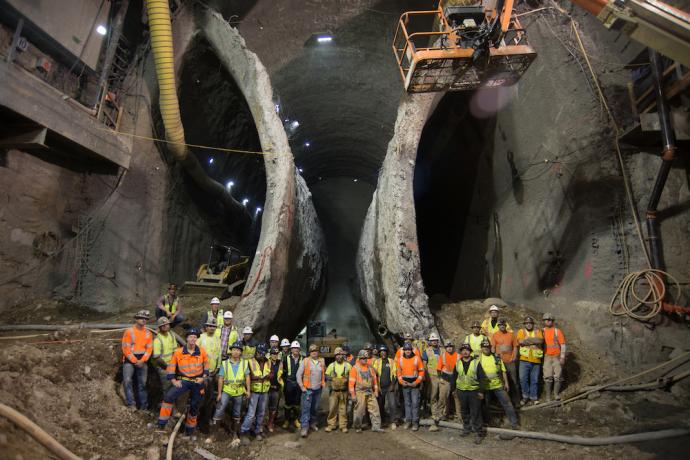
[458,389,484,435]
[484,388,518,426]
[213,392,244,420]
[402,386,420,424]
[123,358,148,409]
[155,308,185,327]
[519,361,541,400]
[377,387,399,424]
[268,388,281,412]
[504,361,520,403]
[300,388,322,428]
[158,380,204,434]
[241,392,269,434]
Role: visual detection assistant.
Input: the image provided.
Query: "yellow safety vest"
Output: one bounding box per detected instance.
[478,354,505,390]
[222,359,248,396]
[198,333,221,372]
[162,295,178,314]
[206,309,224,328]
[241,342,256,360]
[455,358,480,391]
[153,332,177,364]
[373,357,396,383]
[326,361,352,391]
[518,329,544,362]
[285,355,303,378]
[425,348,441,377]
[464,334,488,357]
[249,359,271,393]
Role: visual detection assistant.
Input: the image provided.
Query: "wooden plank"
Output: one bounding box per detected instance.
[0,61,131,169]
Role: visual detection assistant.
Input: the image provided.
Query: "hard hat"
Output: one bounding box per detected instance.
[223,311,233,319]
[489,305,500,312]
[364,342,373,350]
[341,343,350,351]
[270,347,280,355]
[523,316,535,324]
[134,309,150,320]
[428,332,440,341]
[186,327,201,338]
[242,326,253,334]
[471,321,481,328]
[334,347,344,355]
[291,341,301,349]
[308,344,319,352]
[444,340,454,347]
[480,340,491,348]
[459,343,472,352]
[280,338,291,347]
[542,312,555,320]
[255,344,267,354]
[157,317,170,327]
[204,320,217,327]
[210,297,221,304]
[378,344,388,352]
[270,335,280,342]
[358,350,369,359]
[497,318,507,325]
[403,343,413,351]
[230,340,243,350]
[403,332,413,340]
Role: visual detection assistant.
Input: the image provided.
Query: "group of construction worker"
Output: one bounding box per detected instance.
[121,292,567,446]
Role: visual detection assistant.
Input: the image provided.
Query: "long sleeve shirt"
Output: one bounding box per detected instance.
[121,326,152,363]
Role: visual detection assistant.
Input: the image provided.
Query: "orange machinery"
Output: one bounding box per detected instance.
[392,0,537,92]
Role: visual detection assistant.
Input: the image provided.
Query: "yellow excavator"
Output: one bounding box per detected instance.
[392,0,690,92]
[182,244,249,297]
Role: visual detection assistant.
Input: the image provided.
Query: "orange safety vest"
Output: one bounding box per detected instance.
[121,326,152,363]
[348,363,378,393]
[302,358,325,389]
[543,327,565,356]
[167,346,209,380]
[437,351,459,375]
[397,354,425,384]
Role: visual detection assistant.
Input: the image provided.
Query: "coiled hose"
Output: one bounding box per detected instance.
[609,269,681,321]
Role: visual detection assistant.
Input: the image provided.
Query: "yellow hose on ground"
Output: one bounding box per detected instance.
[146,0,187,160]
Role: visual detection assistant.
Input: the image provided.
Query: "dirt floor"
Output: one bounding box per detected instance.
[1,298,689,459]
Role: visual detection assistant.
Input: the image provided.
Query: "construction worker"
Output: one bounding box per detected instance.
[373,345,399,428]
[211,341,250,446]
[198,321,221,374]
[490,318,519,405]
[152,316,177,396]
[464,321,488,357]
[397,342,425,431]
[422,332,441,431]
[363,342,374,364]
[240,344,271,443]
[282,341,303,429]
[342,343,355,365]
[266,348,284,432]
[480,304,512,339]
[395,332,421,360]
[200,297,224,329]
[121,310,153,410]
[218,311,238,360]
[269,335,280,353]
[240,326,258,360]
[477,340,518,429]
[325,347,352,433]
[157,328,209,437]
[349,350,385,433]
[371,345,380,359]
[516,316,544,405]
[156,283,185,327]
[542,312,566,401]
[280,338,291,360]
[296,344,325,437]
[437,340,461,424]
[455,343,484,444]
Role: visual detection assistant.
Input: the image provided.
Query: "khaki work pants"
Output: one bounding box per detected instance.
[438,378,461,420]
[327,390,349,430]
[543,355,564,382]
[429,374,441,420]
[353,391,381,429]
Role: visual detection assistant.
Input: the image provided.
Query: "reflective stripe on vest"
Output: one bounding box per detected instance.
[198,333,221,371]
[464,334,487,355]
[455,359,480,390]
[439,351,458,374]
[128,327,152,355]
[207,309,224,327]
[519,329,544,360]
[222,359,248,396]
[426,348,440,376]
[249,359,271,393]
[286,355,303,378]
[154,332,177,363]
[163,295,178,314]
[241,344,256,360]
[351,364,375,391]
[373,358,395,382]
[303,358,325,389]
[544,328,562,353]
[398,355,420,379]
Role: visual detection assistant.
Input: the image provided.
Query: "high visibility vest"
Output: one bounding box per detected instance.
[326,361,352,391]
[167,346,208,380]
[269,360,284,390]
[284,355,303,380]
[162,295,178,314]
[481,318,512,338]
[153,332,177,364]
[222,359,248,396]
[302,358,325,389]
[425,348,440,377]
[439,351,459,376]
[373,357,396,383]
[398,355,423,382]
[241,342,256,360]
[543,327,564,356]
[122,326,152,363]
[249,359,271,393]
[349,364,377,393]
[206,309,224,328]
[478,354,504,390]
[518,329,544,362]
[455,358,480,391]
[464,334,488,356]
[198,333,221,371]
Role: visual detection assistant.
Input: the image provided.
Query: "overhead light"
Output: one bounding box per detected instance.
[353,179,358,182]
[304,142,310,148]
[226,180,234,189]
[274,104,280,113]
[242,198,249,206]
[96,25,107,36]
[255,207,262,214]
[298,168,303,173]
[209,158,214,165]
[317,36,333,43]
[291,120,300,130]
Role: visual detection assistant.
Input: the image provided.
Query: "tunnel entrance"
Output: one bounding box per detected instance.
[413,92,497,301]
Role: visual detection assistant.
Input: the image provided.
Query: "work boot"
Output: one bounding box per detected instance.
[205,420,218,443]
[240,434,250,446]
[310,423,319,432]
[300,427,308,438]
[474,434,483,445]
[255,431,264,442]
[390,422,397,430]
[324,426,333,433]
[282,419,290,429]
[553,380,562,401]
[411,423,419,431]
[460,430,470,437]
[294,418,301,429]
[341,427,349,433]
[403,422,411,430]
[267,411,276,433]
[232,418,242,441]
[429,421,439,432]
[371,427,385,433]
[544,380,553,402]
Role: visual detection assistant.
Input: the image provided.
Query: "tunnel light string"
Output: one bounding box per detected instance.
[97,127,281,156]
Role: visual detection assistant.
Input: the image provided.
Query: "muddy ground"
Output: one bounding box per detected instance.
[1,298,689,459]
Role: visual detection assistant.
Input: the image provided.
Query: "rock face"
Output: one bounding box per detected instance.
[356,94,439,338]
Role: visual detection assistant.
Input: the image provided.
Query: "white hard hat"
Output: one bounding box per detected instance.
[489,305,500,312]
[242,326,253,334]
[280,338,290,347]
[210,297,221,304]
[428,332,440,341]
[290,340,301,349]
[223,311,233,319]
[270,335,280,342]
